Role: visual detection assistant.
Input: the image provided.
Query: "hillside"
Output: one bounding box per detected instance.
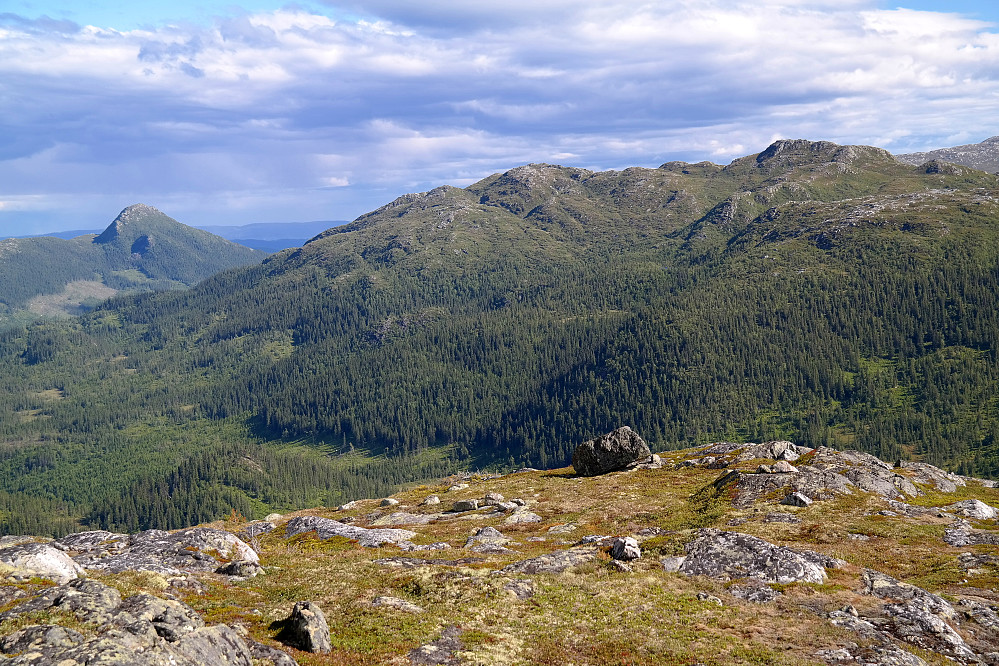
[4,437,999,665]
[896,136,999,173]
[0,204,266,328]
[2,139,999,536]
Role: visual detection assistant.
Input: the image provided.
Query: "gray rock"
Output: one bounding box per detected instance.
[678,529,827,584]
[0,624,85,654]
[697,592,723,606]
[464,526,509,549]
[409,625,464,666]
[372,556,485,568]
[780,492,812,507]
[421,495,441,506]
[499,546,599,575]
[728,579,781,603]
[282,601,331,653]
[452,499,479,512]
[572,426,652,476]
[661,556,686,572]
[764,512,802,523]
[504,580,536,600]
[547,523,578,534]
[284,516,416,548]
[370,511,439,526]
[881,601,976,661]
[238,521,276,541]
[862,569,956,619]
[945,499,998,520]
[610,537,641,561]
[483,492,505,504]
[626,454,664,471]
[503,510,542,525]
[0,542,83,583]
[380,498,400,507]
[215,560,264,578]
[901,461,966,493]
[944,519,999,547]
[372,596,424,613]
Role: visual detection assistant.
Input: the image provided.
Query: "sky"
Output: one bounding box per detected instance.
[2,1,999,235]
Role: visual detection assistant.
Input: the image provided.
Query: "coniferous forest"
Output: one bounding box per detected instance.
[2,139,999,536]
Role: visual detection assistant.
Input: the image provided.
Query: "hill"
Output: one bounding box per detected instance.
[4,437,999,665]
[896,136,999,173]
[2,139,999,536]
[0,204,266,328]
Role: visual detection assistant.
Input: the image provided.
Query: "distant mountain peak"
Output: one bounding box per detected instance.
[95,204,168,244]
[754,139,895,168]
[896,136,999,174]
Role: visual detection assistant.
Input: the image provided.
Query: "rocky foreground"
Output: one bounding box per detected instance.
[4,429,999,664]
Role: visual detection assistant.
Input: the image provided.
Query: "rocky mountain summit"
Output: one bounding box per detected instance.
[5,432,999,664]
[896,136,999,174]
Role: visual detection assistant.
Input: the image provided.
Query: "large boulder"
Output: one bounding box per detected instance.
[572,426,652,476]
[281,601,331,653]
[284,516,416,548]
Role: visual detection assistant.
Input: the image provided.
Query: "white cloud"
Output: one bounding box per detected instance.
[2,1,999,232]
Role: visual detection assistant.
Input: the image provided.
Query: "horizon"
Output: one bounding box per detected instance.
[3,0,999,235]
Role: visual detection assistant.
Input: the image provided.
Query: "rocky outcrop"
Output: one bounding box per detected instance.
[0,578,295,665]
[945,499,999,520]
[284,516,416,548]
[944,519,999,547]
[572,426,652,476]
[499,546,599,575]
[676,529,829,584]
[55,527,258,576]
[0,542,83,583]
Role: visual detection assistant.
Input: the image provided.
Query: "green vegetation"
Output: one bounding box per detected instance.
[0,204,264,327]
[2,141,999,535]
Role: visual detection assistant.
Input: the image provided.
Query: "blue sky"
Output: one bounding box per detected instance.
[2,1,999,235]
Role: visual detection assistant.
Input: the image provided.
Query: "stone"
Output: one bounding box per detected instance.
[944,519,999,547]
[572,426,652,476]
[881,601,975,661]
[284,516,416,548]
[264,512,284,522]
[0,542,83,583]
[945,499,998,519]
[373,556,485,568]
[371,511,439,526]
[504,580,536,600]
[728,579,781,603]
[499,546,599,575]
[661,556,686,572]
[452,499,479,512]
[483,492,505,504]
[610,537,641,561]
[215,560,265,578]
[239,521,276,541]
[380,498,400,507]
[372,596,424,613]
[626,454,664,471]
[503,510,542,526]
[547,524,578,534]
[409,626,464,666]
[696,592,723,606]
[781,492,812,507]
[282,601,331,653]
[764,512,801,523]
[862,570,956,619]
[900,461,965,493]
[678,529,827,584]
[421,495,441,506]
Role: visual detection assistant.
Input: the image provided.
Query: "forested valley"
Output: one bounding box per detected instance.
[2,139,999,536]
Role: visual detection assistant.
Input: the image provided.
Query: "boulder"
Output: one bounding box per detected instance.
[572,426,652,476]
[452,499,479,512]
[610,537,641,561]
[464,526,511,553]
[380,498,400,507]
[499,546,599,575]
[282,601,331,653]
[945,499,998,520]
[421,495,441,506]
[678,529,827,584]
[503,510,542,526]
[0,542,83,584]
[781,492,812,507]
[372,596,424,613]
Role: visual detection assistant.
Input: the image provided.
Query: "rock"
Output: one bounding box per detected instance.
[547,524,578,534]
[764,512,801,523]
[959,598,999,630]
[239,521,276,541]
[398,541,452,552]
[409,625,464,666]
[944,519,999,547]
[824,612,930,666]
[282,601,331,653]
[338,501,358,510]
[572,426,652,476]
[284,516,416,548]
[504,580,536,600]
[0,542,83,583]
[697,592,723,606]
[862,570,956,619]
[372,596,424,613]
[373,556,485,568]
[447,484,469,492]
[421,495,441,506]
[380,498,400,507]
[771,460,798,473]
[499,546,599,575]
[371,511,439,526]
[661,556,686,572]
[728,579,781,603]
[503,510,542,525]
[0,578,294,665]
[610,560,632,572]
[678,529,827,584]
[626,454,664,471]
[610,537,641,561]
[264,512,284,522]
[901,461,965,493]
[881,601,976,661]
[452,499,479,512]
[945,499,999,519]
[465,527,512,553]
[215,560,265,578]
[483,492,505,504]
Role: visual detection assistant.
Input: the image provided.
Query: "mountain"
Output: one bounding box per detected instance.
[896,135,999,173]
[197,220,348,252]
[2,139,999,537]
[5,437,999,665]
[0,204,266,327]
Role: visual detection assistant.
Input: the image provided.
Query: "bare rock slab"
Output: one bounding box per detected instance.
[0,542,83,584]
[572,426,652,476]
[284,516,416,548]
[678,529,827,584]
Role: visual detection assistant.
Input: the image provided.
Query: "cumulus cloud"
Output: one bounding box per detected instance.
[1,1,998,232]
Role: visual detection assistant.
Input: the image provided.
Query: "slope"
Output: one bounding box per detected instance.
[0,204,266,327]
[896,135,999,173]
[2,140,999,536]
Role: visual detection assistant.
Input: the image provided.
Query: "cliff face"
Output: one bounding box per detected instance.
[4,437,999,665]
